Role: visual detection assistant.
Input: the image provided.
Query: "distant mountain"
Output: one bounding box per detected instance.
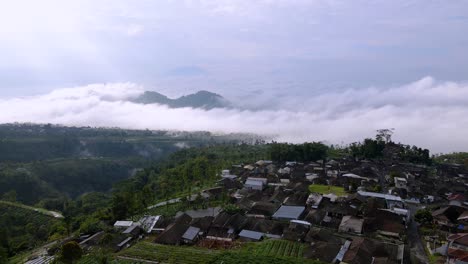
[131,90,229,110]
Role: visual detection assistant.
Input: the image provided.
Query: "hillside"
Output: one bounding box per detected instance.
[0,201,64,260]
[0,124,261,205]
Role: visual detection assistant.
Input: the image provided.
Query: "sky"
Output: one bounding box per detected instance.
[0,0,468,152]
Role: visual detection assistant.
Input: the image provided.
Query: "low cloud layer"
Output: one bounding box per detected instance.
[1,77,468,153]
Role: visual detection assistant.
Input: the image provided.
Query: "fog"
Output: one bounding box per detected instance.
[1,77,467,153]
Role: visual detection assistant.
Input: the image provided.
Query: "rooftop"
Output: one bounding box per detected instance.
[273,205,305,220]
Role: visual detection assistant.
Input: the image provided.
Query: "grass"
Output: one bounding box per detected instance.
[308,184,347,196]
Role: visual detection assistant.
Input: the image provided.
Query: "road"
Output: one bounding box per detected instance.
[0,200,64,218]
[147,193,200,210]
[407,204,430,264]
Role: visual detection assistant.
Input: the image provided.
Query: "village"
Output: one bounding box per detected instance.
[66,155,468,264]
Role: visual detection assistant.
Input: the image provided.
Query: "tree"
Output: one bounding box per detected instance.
[376,128,395,143]
[414,209,433,226]
[0,246,7,264]
[59,241,83,264]
[2,190,17,202]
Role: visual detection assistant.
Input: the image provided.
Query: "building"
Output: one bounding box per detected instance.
[338,216,364,234]
[238,229,264,241]
[182,226,201,244]
[244,178,267,191]
[272,205,305,221]
[394,177,408,189]
[447,233,468,263]
[114,221,134,229]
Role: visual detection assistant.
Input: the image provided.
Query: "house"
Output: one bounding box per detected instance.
[247,202,280,217]
[244,177,267,191]
[114,221,134,229]
[338,216,364,234]
[458,210,468,231]
[182,226,201,244]
[115,237,133,252]
[432,205,466,230]
[217,178,242,190]
[176,207,221,219]
[283,221,310,242]
[122,224,141,237]
[448,193,466,207]
[206,212,246,241]
[306,193,323,209]
[221,169,238,179]
[272,205,305,221]
[138,215,161,233]
[447,233,468,263]
[394,177,407,189]
[341,238,404,264]
[278,167,292,174]
[369,210,406,239]
[238,229,264,242]
[154,214,192,245]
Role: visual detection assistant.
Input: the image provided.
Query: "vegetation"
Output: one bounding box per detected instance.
[268,142,328,162]
[0,202,64,258]
[119,241,322,264]
[57,242,83,264]
[414,208,434,226]
[309,184,347,196]
[434,152,468,168]
[119,242,218,264]
[244,240,305,258]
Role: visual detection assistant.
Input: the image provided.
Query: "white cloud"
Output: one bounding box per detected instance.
[0,77,468,153]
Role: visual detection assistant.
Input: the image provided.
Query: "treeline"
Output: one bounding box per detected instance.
[268,142,328,162]
[0,123,259,162]
[349,139,432,165]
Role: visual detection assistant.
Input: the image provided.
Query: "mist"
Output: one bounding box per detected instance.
[1,76,468,153]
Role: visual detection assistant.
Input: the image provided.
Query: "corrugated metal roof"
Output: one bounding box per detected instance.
[273,205,305,220]
[114,220,133,227]
[182,226,200,241]
[245,179,263,186]
[239,229,264,240]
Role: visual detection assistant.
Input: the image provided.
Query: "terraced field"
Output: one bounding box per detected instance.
[118,240,322,264]
[248,240,305,258]
[118,242,219,264]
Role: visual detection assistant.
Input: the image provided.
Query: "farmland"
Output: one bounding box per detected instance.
[245,240,305,258]
[308,184,347,196]
[118,240,322,264]
[118,242,218,264]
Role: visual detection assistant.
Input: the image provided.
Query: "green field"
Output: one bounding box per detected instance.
[244,240,305,258]
[118,240,323,264]
[308,184,347,196]
[118,242,218,264]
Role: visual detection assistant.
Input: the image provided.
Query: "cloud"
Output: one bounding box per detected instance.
[1,77,468,153]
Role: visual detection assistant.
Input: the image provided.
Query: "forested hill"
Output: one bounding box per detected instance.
[0,123,261,162]
[0,123,263,204]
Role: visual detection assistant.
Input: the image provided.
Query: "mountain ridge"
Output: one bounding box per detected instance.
[131,90,229,110]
